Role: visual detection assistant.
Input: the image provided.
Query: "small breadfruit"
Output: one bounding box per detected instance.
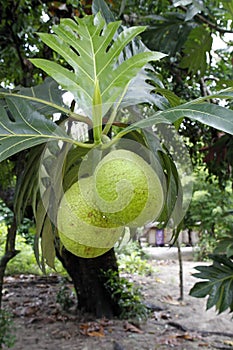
[59,231,110,258]
[94,149,164,227]
[57,177,124,250]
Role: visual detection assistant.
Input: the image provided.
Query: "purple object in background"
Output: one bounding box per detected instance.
[156,228,164,247]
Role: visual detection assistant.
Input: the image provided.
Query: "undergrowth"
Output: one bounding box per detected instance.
[101,269,148,322]
[116,241,154,276]
[0,309,15,349]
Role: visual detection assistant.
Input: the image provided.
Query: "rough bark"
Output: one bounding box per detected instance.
[56,247,121,318]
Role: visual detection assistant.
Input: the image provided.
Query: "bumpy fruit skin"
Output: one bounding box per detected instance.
[59,231,110,258]
[94,149,164,227]
[57,149,164,258]
[57,177,124,249]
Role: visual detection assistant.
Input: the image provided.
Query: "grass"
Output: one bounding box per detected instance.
[0,222,66,276]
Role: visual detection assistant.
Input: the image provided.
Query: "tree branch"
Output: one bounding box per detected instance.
[0,215,20,309]
[174,3,233,34]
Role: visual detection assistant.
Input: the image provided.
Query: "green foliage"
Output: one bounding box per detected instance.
[0,221,65,275]
[14,78,66,115]
[116,241,153,276]
[2,232,41,276]
[190,211,233,313]
[173,0,208,21]
[115,240,147,257]
[126,100,233,136]
[31,13,165,116]
[102,269,148,322]
[179,25,213,76]
[118,251,153,276]
[0,201,13,227]
[56,278,75,311]
[0,0,46,86]
[190,254,233,314]
[0,96,75,162]
[194,235,216,261]
[0,198,35,246]
[141,12,194,56]
[183,168,233,258]
[215,235,233,259]
[17,218,35,246]
[0,309,16,349]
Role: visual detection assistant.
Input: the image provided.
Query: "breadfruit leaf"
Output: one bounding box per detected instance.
[124,101,233,136]
[190,254,233,313]
[30,13,166,118]
[0,96,92,163]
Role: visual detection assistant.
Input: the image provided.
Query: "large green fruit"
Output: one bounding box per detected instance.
[94,149,164,227]
[57,177,124,249]
[59,231,110,258]
[57,149,164,258]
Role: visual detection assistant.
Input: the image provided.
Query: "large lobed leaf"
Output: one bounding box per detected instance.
[92,0,115,24]
[31,13,166,118]
[122,101,233,136]
[190,254,233,313]
[179,25,213,76]
[0,96,83,163]
[119,40,169,110]
[141,13,194,56]
[0,79,91,125]
[14,78,65,116]
[214,236,233,259]
[92,0,170,111]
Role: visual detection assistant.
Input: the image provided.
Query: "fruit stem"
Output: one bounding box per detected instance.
[101,128,132,150]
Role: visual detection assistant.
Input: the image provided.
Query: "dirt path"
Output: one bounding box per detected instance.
[2,256,233,350]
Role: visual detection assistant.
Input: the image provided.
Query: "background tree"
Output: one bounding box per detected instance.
[183,167,233,258]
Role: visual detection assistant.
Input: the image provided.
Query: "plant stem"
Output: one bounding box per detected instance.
[177,240,184,301]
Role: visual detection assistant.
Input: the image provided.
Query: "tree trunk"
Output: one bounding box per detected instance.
[188,228,193,246]
[177,241,184,301]
[0,216,19,309]
[56,247,121,318]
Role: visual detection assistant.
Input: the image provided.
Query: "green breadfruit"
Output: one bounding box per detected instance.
[94,149,164,227]
[57,149,164,258]
[57,177,124,250]
[59,231,110,258]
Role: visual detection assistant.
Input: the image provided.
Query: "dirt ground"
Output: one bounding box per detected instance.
[2,251,233,350]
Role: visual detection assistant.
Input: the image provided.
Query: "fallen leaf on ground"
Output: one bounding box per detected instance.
[198,343,211,347]
[155,277,165,283]
[176,333,195,341]
[87,330,105,337]
[160,295,180,305]
[224,340,233,346]
[80,322,105,337]
[51,329,71,339]
[99,318,113,327]
[158,333,196,346]
[13,305,40,317]
[123,321,143,333]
